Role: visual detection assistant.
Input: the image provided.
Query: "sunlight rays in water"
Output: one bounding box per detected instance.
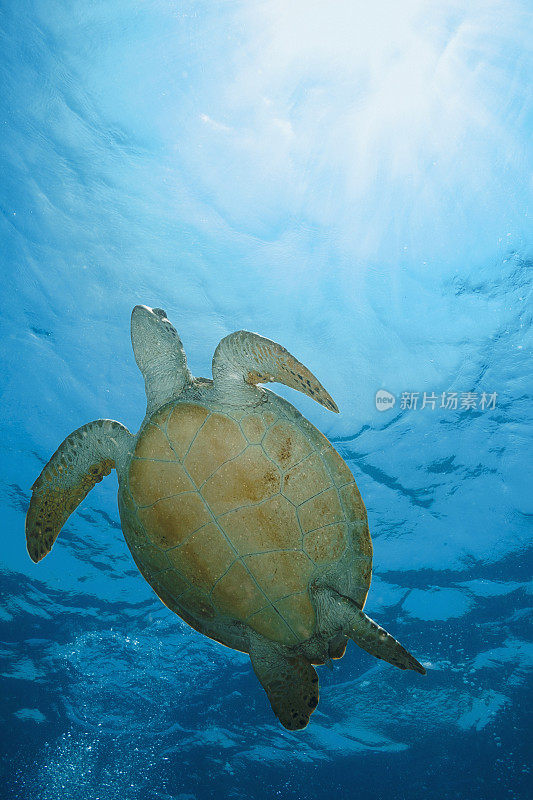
[1,1,532,798]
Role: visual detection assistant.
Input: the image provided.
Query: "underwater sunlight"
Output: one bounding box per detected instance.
[1,1,532,798]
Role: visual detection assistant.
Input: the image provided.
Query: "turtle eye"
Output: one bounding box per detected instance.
[152,308,167,318]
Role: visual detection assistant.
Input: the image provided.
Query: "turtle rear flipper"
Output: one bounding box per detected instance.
[348,606,426,674]
[26,420,132,563]
[333,593,426,674]
[249,637,319,730]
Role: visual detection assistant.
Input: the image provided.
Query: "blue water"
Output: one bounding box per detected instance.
[1,2,532,798]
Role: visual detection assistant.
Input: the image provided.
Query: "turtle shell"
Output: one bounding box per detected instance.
[122,400,371,646]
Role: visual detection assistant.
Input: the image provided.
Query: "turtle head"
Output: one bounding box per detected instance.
[131,305,192,412]
[131,305,178,350]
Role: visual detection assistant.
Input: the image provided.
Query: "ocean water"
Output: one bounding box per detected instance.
[1,2,532,798]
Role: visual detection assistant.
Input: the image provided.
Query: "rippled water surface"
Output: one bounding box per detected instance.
[1,2,532,798]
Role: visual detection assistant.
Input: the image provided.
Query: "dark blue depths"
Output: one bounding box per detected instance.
[1,2,532,799]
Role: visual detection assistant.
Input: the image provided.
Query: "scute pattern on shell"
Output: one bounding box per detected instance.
[124,401,370,646]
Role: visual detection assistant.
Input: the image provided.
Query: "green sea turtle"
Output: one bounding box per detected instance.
[26,305,425,730]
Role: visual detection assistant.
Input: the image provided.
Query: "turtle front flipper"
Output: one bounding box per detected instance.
[212,330,339,412]
[26,420,132,563]
[249,637,319,730]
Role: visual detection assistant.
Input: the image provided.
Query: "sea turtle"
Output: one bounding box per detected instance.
[26,305,425,730]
